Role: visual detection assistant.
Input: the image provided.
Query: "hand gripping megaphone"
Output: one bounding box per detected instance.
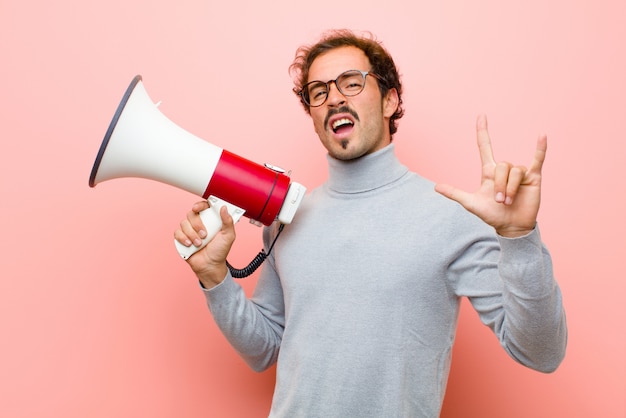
[89,75,306,270]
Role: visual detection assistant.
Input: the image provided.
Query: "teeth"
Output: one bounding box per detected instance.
[332,118,353,131]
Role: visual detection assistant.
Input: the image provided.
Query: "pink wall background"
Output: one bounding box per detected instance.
[1,0,624,416]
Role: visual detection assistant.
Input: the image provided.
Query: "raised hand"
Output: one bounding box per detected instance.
[434,114,547,238]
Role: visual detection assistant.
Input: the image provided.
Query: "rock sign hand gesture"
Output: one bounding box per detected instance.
[434,114,548,238]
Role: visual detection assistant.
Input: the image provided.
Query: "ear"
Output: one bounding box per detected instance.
[383,88,399,119]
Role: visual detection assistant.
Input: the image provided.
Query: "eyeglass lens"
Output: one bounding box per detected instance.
[305,70,368,107]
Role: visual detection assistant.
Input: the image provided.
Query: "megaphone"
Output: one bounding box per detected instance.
[90,75,306,264]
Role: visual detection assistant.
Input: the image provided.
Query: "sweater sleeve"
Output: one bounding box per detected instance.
[202,228,286,372]
[450,226,567,373]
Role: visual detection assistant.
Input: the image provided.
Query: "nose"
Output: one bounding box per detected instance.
[325,82,346,107]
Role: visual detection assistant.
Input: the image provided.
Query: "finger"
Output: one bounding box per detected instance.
[191,200,210,214]
[435,183,474,210]
[528,134,548,175]
[184,207,207,237]
[188,199,215,239]
[179,218,204,247]
[219,205,235,233]
[493,161,512,203]
[476,114,496,167]
[174,228,194,247]
[504,165,527,205]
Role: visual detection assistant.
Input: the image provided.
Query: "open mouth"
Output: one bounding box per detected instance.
[331,117,354,134]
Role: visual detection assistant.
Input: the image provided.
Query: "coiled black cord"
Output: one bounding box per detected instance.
[226,224,285,278]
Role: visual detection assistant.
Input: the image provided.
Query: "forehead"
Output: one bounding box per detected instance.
[308,46,371,82]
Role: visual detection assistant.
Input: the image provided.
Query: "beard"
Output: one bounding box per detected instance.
[325,106,358,153]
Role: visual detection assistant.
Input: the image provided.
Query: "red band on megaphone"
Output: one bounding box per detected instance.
[203,150,290,226]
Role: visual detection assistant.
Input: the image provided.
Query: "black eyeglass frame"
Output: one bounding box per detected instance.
[297,69,385,107]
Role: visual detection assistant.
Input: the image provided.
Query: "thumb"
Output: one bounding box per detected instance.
[434,183,472,208]
[218,205,236,235]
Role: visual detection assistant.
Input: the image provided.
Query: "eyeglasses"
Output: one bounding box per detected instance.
[298,69,384,107]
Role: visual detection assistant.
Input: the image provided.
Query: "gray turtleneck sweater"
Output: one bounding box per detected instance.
[203,144,567,417]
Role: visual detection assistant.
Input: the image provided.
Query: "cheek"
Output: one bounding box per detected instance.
[360,103,383,126]
[311,112,326,134]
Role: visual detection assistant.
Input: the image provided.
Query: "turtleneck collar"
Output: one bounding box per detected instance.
[325,144,409,194]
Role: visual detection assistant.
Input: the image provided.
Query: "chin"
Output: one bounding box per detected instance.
[329,146,367,161]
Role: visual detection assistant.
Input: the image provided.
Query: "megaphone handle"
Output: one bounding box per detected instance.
[174,196,245,260]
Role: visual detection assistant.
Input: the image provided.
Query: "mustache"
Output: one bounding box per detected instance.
[324,106,360,129]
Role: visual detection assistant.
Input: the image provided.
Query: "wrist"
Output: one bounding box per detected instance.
[496,225,536,238]
[196,263,228,289]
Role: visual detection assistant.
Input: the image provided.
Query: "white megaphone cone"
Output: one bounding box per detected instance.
[90,75,306,264]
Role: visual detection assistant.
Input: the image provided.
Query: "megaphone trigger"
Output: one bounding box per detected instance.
[174,196,246,260]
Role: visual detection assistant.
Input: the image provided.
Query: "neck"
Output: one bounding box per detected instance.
[325,144,408,194]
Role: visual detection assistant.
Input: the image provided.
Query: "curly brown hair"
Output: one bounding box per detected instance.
[289,29,404,137]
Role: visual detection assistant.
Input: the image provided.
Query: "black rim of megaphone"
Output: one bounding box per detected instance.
[89,75,143,188]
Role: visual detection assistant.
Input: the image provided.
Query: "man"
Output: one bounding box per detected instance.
[175,30,567,417]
